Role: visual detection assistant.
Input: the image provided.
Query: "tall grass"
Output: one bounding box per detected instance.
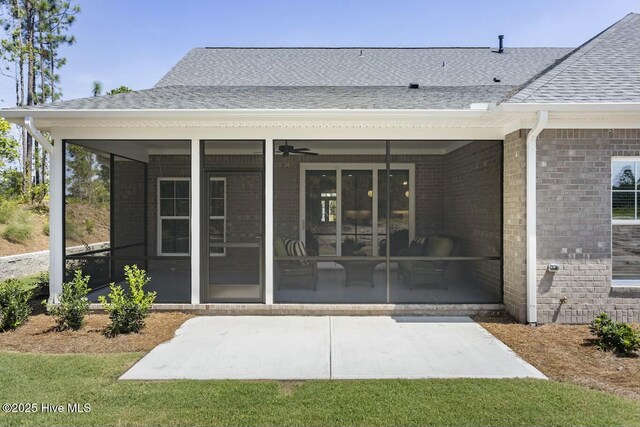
[0,199,18,224]
[2,217,35,244]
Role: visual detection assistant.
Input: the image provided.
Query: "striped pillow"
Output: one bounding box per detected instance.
[282,238,308,257]
[412,237,427,246]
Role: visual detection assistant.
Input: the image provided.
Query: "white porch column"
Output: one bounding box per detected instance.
[49,139,64,303]
[190,138,201,304]
[264,138,274,304]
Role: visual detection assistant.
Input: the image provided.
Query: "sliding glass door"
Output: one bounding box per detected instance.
[302,164,414,256]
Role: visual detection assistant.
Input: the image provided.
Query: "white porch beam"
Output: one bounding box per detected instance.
[264,138,274,304]
[190,138,201,304]
[49,138,64,302]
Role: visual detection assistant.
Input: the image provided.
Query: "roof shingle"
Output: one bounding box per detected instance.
[507,13,640,103]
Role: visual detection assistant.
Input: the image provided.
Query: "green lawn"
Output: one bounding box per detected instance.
[0,352,638,427]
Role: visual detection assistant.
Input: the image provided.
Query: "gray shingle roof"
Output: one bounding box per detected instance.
[16,85,518,110]
[156,47,571,88]
[507,13,640,103]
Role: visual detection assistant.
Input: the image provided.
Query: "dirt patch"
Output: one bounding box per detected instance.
[477,315,640,401]
[0,312,193,354]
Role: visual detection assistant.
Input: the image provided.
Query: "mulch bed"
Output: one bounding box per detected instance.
[0,312,193,354]
[476,315,640,401]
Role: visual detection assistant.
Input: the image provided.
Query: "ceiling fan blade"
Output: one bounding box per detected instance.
[292,147,310,152]
[300,151,318,156]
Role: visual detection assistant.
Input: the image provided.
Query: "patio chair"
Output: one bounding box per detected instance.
[274,237,317,290]
[378,228,410,256]
[398,235,456,289]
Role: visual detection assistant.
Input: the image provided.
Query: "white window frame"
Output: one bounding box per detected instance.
[611,157,640,287]
[611,157,640,225]
[157,177,190,256]
[300,163,415,256]
[209,177,227,257]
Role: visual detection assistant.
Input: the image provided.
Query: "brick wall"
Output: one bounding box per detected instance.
[503,130,528,322]
[444,140,502,298]
[536,129,640,323]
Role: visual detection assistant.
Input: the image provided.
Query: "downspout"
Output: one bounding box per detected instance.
[526,110,548,325]
[25,116,53,154]
[24,117,60,303]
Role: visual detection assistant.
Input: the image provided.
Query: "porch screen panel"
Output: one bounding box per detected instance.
[202,140,264,303]
[388,140,503,304]
[273,140,388,303]
[146,142,192,303]
[112,156,146,283]
[63,143,112,288]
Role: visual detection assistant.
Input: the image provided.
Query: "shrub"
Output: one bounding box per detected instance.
[65,220,84,242]
[33,271,50,297]
[99,265,156,337]
[45,270,91,331]
[0,199,17,224]
[0,279,35,331]
[590,312,640,355]
[2,220,34,243]
[84,218,95,235]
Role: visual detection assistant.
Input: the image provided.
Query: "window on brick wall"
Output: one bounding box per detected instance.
[612,158,640,283]
[158,178,190,255]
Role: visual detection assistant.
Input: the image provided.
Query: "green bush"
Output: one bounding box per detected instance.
[0,279,35,331]
[32,271,50,297]
[42,221,49,236]
[65,220,84,242]
[0,199,17,224]
[99,265,156,337]
[2,220,34,243]
[84,218,95,235]
[590,312,640,355]
[45,270,91,331]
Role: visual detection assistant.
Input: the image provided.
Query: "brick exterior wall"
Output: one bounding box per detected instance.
[536,129,640,323]
[444,140,502,298]
[503,130,528,322]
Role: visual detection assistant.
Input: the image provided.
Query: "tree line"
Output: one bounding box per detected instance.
[0,1,132,204]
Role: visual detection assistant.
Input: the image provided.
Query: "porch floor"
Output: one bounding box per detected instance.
[120,316,545,380]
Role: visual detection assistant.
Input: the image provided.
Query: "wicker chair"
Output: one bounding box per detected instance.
[398,235,456,290]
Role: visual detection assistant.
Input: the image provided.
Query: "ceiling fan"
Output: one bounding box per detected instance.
[278,141,318,157]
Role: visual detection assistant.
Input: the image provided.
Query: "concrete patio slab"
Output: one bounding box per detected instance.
[120,316,330,380]
[120,316,545,380]
[330,316,545,379]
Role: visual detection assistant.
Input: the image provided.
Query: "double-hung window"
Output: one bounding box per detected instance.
[612,158,640,284]
[158,178,190,255]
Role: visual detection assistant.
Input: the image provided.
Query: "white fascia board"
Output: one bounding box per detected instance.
[497,102,640,112]
[0,108,491,121]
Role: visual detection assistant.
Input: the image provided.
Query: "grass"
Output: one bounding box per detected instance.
[0,352,638,426]
[2,220,34,244]
[0,200,17,224]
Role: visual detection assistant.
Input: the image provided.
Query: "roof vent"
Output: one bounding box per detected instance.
[408,83,419,89]
[498,35,504,53]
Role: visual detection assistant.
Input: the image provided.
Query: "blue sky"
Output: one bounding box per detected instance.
[0,0,637,106]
